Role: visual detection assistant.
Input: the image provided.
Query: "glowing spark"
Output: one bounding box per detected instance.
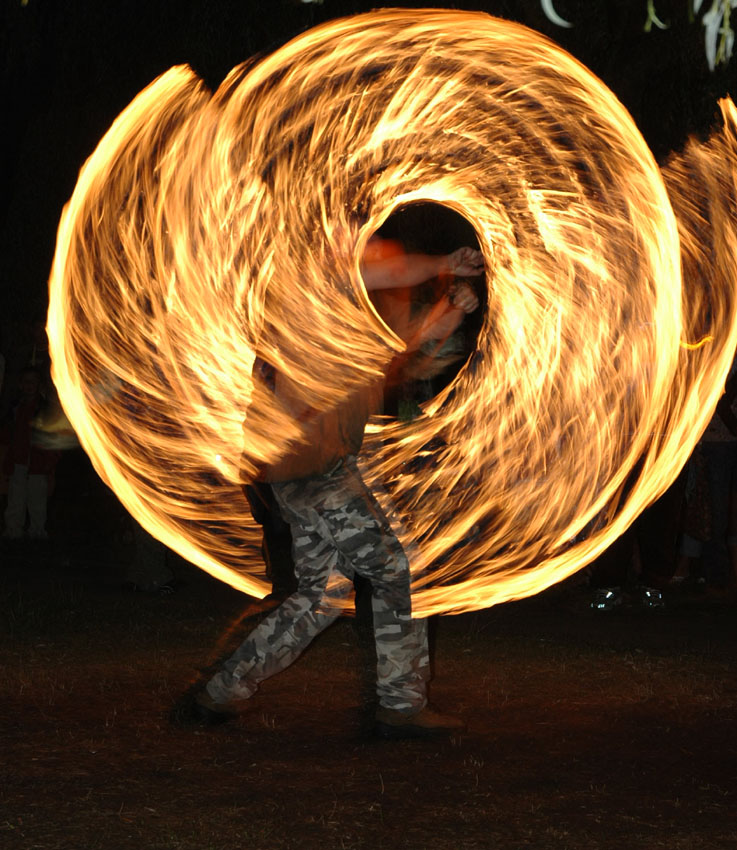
[48,11,737,615]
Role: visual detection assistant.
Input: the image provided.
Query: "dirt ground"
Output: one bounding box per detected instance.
[1,539,736,850]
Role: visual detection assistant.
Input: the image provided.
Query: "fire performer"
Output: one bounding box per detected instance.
[182,243,483,738]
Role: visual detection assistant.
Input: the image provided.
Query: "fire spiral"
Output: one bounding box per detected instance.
[47,10,737,615]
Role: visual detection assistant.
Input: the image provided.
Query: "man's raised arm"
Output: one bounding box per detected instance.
[360,246,484,291]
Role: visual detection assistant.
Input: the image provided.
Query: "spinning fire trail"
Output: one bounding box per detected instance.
[47,10,737,615]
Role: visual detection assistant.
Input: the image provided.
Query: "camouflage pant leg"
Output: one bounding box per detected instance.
[370,570,429,713]
[205,513,352,705]
[279,459,428,712]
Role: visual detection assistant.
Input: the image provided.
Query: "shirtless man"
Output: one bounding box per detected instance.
[188,244,483,738]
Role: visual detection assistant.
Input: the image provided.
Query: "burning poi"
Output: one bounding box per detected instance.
[47,10,737,615]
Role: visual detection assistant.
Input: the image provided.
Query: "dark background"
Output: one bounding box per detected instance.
[0,0,734,325]
[1,10,736,848]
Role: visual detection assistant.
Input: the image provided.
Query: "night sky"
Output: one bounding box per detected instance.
[1,0,734,324]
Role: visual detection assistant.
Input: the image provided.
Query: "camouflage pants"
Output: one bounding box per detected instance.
[205,456,429,712]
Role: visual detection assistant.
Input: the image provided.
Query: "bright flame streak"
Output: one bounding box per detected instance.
[680,335,714,350]
[47,10,737,615]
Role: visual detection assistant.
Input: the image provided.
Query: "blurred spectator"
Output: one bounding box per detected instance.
[671,363,737,599]
[123,519,177,595]
[1,366,60,540]
[670,446,711,590]
[586,462,684,610]
[0,313,52,422]
[27,314,51,374]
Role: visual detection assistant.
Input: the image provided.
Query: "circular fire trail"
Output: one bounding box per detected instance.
[48,10,737,615]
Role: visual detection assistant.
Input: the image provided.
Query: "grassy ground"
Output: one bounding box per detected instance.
[1,544,736,850]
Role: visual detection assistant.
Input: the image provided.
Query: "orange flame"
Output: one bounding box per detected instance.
[47,10,737,615]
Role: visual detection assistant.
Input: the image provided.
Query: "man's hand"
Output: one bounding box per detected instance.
[444,247,484,277]
[415,283,479,345]
[448,282,479,314]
